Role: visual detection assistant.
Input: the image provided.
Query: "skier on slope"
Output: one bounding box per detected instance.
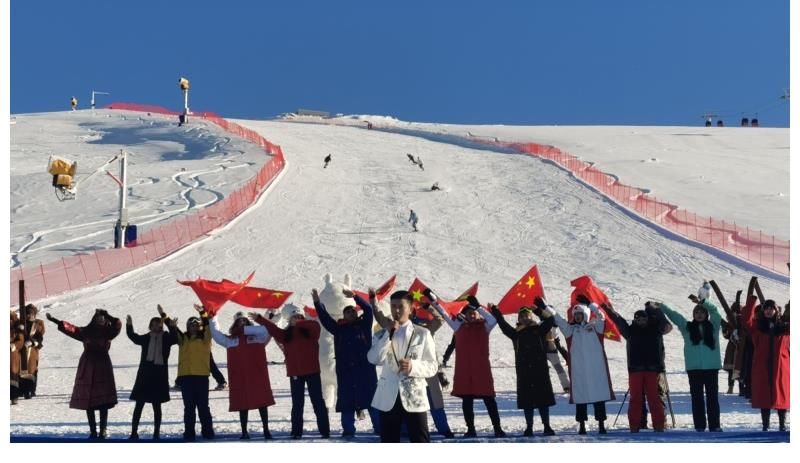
[323,154,332,168]
[70,97,78,111]
[407,153,416,164]
[408,209,419,232]
[416,156,424,171]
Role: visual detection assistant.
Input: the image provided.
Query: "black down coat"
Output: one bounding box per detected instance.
[492,307,556,409]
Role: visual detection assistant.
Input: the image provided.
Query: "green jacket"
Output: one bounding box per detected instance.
[662,301,722,371]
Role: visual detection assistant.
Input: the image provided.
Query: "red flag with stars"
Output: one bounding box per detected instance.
[303,305,317,318]
[407,278,480,318]
[496,265,545,314]
[178,272,255,316]
[231,286,293,309]
[568,275,622,342]
[354,275,397,302]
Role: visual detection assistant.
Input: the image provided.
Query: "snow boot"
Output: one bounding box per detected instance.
[598,420,607,434]
[543,426,556,436]
[578,421,587,435]
[128,432,139,440]
[523,428,533,437]
[463,428,477,438]
[778,410,787,432]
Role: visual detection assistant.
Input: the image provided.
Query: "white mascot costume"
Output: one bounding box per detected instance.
[315,273,355,409]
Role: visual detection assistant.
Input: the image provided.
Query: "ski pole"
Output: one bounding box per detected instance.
[613,389,630,428]
[662,372,676,428]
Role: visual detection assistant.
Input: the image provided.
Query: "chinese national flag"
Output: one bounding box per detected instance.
[303,305,317,318]
[231,286,293,309]
[178,272,255,316]
[407,278,479,318]
[496,265,545,314]
[568,275,622,342]
[407,277,434,320]
[354,275,397,302]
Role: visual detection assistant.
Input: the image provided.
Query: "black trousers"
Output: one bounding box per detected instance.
[687,369,720,431]
[380,395,430,443]
[178,376,214,439]
[210,353,226,385]
[289,373,330,437]
[442,336,456,363]
[575,401,607,422]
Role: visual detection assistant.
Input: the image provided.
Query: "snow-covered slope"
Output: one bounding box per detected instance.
[8,115,790,442]
[9,110,267,268]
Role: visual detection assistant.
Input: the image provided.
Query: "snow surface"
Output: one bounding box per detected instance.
[8,112,790,444]
[10,110,266,268]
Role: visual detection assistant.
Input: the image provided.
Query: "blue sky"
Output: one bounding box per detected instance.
[10,0,790,126]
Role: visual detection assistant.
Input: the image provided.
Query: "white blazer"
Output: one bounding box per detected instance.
[368,324,438,413]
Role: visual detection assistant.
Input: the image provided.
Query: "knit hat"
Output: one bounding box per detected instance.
[633,310,648,319]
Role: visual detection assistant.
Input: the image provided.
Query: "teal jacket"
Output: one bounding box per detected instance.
[661,301,722,371]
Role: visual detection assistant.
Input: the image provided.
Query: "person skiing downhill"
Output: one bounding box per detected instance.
[416,156,424,171]
[408,209,419,232]
[323,154,332,168]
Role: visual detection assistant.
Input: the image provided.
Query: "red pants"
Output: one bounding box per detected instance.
[628,371,665,432]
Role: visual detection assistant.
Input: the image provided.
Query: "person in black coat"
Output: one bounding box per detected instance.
[604,301,671,432]
[126,305,178,440]
[491,299,556,436]
[314,288,379,439]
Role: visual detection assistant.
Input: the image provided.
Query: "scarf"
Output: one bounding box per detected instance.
[146,332,165,365]
[687,320,715,350]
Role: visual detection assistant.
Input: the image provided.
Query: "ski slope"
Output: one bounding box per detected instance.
[9,110,267,268]
[8,113,790,443]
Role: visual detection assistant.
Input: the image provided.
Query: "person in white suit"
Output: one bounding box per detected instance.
[549,296,615,435]
[368,290,439,443]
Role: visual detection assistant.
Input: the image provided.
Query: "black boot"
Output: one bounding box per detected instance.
[99,408,108,439]
[778,410,787,432]
[761,409,770,431]
[598,420,607,434]
[87,410,98,439]
[578,421,587,435]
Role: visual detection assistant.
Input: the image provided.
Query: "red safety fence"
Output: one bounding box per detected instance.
[10,103,286,306]
[493,139,789,277]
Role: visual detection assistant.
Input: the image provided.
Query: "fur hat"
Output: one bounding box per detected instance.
[634,309,648,319]
[287,306,305,318]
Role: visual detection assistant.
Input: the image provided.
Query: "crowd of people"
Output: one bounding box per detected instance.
[9,276,789,441]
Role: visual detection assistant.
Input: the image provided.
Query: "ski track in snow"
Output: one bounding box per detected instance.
[10,111,265,268]
[9,116,790,442]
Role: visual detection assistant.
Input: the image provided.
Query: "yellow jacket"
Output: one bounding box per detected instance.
[174,319,212,377]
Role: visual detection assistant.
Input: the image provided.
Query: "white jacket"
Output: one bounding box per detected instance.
[368,324,438,413]
[551,304,614,404]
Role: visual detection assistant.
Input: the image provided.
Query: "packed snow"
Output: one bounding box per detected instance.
[8,111,790,444]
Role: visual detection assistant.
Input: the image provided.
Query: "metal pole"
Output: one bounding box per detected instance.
[116,150,128,249]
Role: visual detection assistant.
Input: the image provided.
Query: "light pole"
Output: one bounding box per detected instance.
[106,150,128,248]
[179,77,190,126]
[91,90,110,111]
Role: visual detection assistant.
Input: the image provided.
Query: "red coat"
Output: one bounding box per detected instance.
[58,319,121,410]
[259,318,321,377]
[452,321,495,398]
[226,332,275,412]
[742,296,789,410]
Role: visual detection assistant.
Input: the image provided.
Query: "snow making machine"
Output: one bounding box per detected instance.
[48,155,78,201]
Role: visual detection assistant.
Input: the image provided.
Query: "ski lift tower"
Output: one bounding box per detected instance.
[90,90,110,111]
[179,77,190,126]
